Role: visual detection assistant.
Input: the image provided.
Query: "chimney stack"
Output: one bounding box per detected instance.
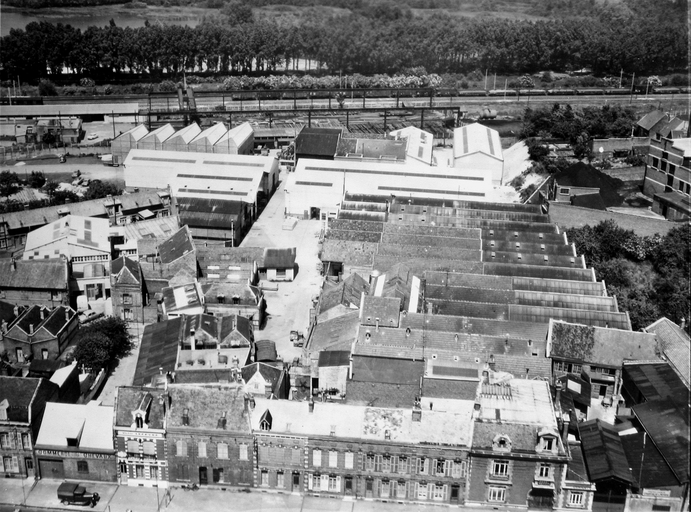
[29,324,34,335]
[680,318,686,331]
[65,309,70,322]
[40,308,45,321]
[555,381,562,411]
[375,317,380,332]
[562,409,571,445]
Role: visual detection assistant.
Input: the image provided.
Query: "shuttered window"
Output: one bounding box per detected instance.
[217,443,229,459]
[344,452,354,469]
[312,449,322,467]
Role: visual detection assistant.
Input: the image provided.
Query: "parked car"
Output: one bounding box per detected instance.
[57,482,100,507]
[290,330,304,347]
[78,310,103,324]
[87,133,98,140]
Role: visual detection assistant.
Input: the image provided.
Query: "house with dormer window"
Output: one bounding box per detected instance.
[113,386,168,487]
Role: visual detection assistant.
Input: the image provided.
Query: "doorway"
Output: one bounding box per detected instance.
[292,472,301,492]
[25,458,34,478]
[199,467,208,485]
[365,478,373,498]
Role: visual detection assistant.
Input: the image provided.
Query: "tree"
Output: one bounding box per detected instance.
[73,316,133,373]
[220,1,254,25]
[0,171,21,197]
[84,180,122,200]
[38,79,58,96]
[525,137,550,162]
[42,132,57,146]
[572,131,592,161]
[28,171,46,188]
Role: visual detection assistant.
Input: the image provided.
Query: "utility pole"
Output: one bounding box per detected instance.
[484,69,488,90]
[629,72,635,103]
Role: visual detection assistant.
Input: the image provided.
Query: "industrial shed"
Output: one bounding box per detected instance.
[453,123,504,186]
[112,124,148,161]
[161,122,201,152]
[214,122,254,154]
[137,123,175,151]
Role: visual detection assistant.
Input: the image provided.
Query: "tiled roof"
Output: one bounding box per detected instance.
[308,311,360,353]
[637,110,667,131]
[255,340,277,362]
[578,419,636,484]
[549,203,674,237]
[295,127,341,157]
[351,355,424,385]
[566,442,591,482]
[491,353,551,380]
[40,306,76,337]
[318,351,350,367]
[548,320,658,366]
[554,162,626,208]
[157,225,195,264]
[115,386,167,429]
[0,258,68,290]
[319,273,369,314]
[360,296,401,327]
[263,247,296,269]
[0,376,56,423]
[167,384,250,432]
[241,362,283,389]
[632,400,689,483]
[402,312,549,341]
[422,379,478,400]
[472,422,541,452]
[345,380,419,409]
[134,318,183,386]
[646,317,691,387]
[112,256,141,284]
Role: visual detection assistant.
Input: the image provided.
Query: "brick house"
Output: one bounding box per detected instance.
[466,379,586,510]
[250,397,473,504]
[113,386,169,488]
[0,376,59,478]
[111,256,146,323]
[0,258,70,309]
[241,362,288,399]
[166,384,254,488]
[2,305,78,364]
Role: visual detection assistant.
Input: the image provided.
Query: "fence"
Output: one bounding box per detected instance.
[0,141,111,165]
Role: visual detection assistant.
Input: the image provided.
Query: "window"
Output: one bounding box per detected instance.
[136,464,145,478]
[198,441,207,458]
[451,460,467,478]
[541,437,555,452]
[433,484,446,501]
[310,474,321,491]
[554,361,582,374]
[591,366,616,376]
[313,449,322,467]
[175,440,187,457]
[416,457,429,475]
[365,454,375,471]
[669,164,676,176]
[77,460,89,473]
[150,466,158,481]
[277,471,284,488]
[2,456,18,473]
[559,188,570,195]
[568,491,585,507]
[344,452,354,469]
[662,151,668,161]
[651,156,659,168]
[239,444,248,461]
[397,456,408,474]
[396,481,407,498]
[0,433,13,449]
[276,269,286,278]
[127,440,140,455]
[122,294,133,305]
[491,460,509,478]
[217,443,228,459]
[538,463,551,479]
[21,433,31,450]
[661,160,668,172]
[435,459,445,476]
[381,479,390,498]
[261,470,268,486]
[328,475,339,491]
[382,455,391,473]
[328,450,338,468]
[488,486,506,502]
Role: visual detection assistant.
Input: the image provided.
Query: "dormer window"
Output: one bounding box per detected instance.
[259,409,272,431]
[492,434,512,452]
[135,414,144,429]
[536,429,559,453]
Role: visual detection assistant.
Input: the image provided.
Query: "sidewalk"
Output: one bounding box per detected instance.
[1,479,490,512]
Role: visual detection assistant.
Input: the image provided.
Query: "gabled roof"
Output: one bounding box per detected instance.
[636,110,667,131]
[657,117,686,139]
[115,386,167,429]
[177,197,243,228]
[308,310,360,353]
[189,122,227,147]
[351,355,424,385]
[571,192,607,210]
[632,400,689,483]
[254,340,277,362]
[553,162,625,207]
[319,273,369,314]
[111,256,141,284]
[139,123,175,144]
[23,215,110,254]
[216,121,253,147]
[646,317,690,387]
[241,362,283,388]
[578,419,637,484]
[0,258,68,290]
[165,122,201,144]
[548,320,658,367]
[134,318,183,386]
[453,123,503,161]
[622,362,689,408]
[158,226,195,265]
[620,432,680,488]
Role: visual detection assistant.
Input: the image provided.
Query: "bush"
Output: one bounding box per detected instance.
[625,153,645,166]
[38,79,58,96]
[158,80,178,92]
[104,85,114,95]
[80,78,96,87]
[509,174,525,189]
[541,71,553,83]
[668,74,688,87]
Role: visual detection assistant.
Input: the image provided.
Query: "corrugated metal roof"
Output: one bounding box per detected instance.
[622,362,688,408]
[453,123,503,161]
[134,318,183,386]
[578,419,636,484]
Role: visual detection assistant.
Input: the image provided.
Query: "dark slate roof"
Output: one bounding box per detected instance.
[40,306,76,337]
[114,386,167,429]
[318,351,350,368]
[0,376,56,423]
[308,311,360,352]
[0,300,19,325]
[632,400,689,483]
[345,380,418,409]
[422,378,478,400]
[637,111,667,131]
[218,315,252,346]
[578,419,637,484]
[319,273,369,314]
[0,258,68,290]
[167,384,250,432]
[622,362,689,409]
[295,127,341,158]
[28,358,63,377]
[350,355,424,385]
[112,256,141,284]
[360,296,401,327]
[646,317,690,387]
[492,353,552,381]
[134,318,183,386]
[548,320,658,366]
[263,247,296,269]
[255,340,277,362]
[657,117,685,138]
[241,362,283,390]
[571,192,607,211]
[620,432,681,488]
[554,162,625,207]
[158,226,195,264]
[566,442,591,482]
[472,422,540,453]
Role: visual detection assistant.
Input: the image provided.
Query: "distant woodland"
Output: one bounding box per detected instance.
[1,0,687,81]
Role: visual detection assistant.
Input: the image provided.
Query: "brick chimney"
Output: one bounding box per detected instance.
[562,409,571,445]
[680,318,686,331]
[40,308,45,321]
[29,324,34,335]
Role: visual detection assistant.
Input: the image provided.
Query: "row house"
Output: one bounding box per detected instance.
[2,304,78,364]
[113,386,168,487]
[0,376,58,478]
[249,397,473,505]
[166,384,254,487]
[466,378,592,510]
[110,256,147,323]
[0,258,70,309]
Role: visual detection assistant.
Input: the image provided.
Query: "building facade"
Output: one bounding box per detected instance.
[111,256,146,323]
[0,258,70,309]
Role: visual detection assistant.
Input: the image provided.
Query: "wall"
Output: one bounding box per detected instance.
[37,453,117,482]
[0,288,69,309]
[318,366,348,395]
[626,493,684,512]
